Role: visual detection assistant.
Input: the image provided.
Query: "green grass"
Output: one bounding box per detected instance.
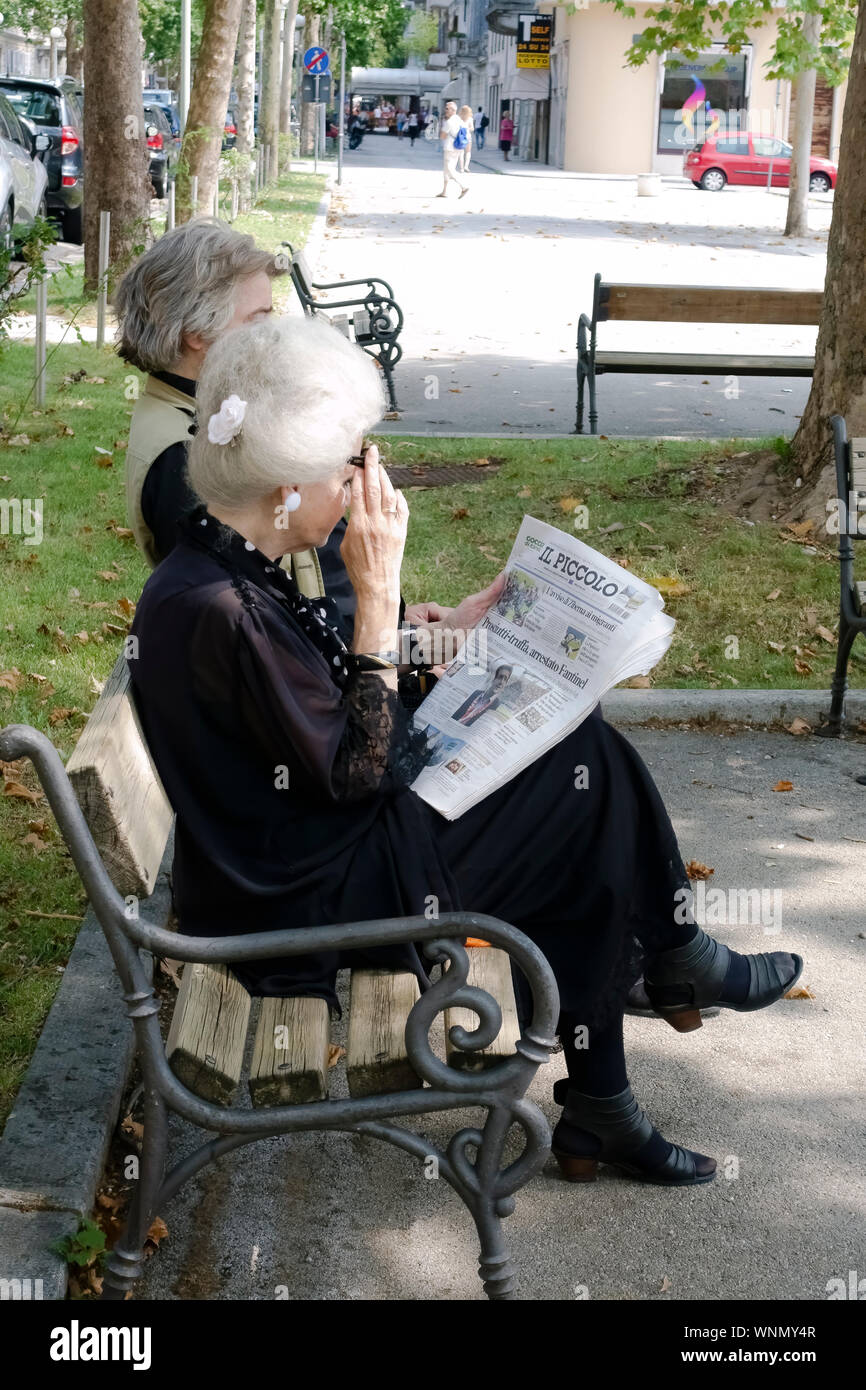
[375,435,850,693]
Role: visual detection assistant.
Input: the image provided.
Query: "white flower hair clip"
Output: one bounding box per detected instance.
[207,394,247,446]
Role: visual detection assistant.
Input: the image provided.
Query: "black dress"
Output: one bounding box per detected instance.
[128,510,692,1026]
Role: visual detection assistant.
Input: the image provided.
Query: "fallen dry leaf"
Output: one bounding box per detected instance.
[8,434,30,446]
[115,597,136,616]
[649,575,691,597]
[96,570,119,582]
[121,1115,144,1143]
[48,707,80,725]
[517,486,532,498]
[559,496,582,512]
[785,717,812,736]
[784,984,815,1000]
[3,781,41,803]
[773,780,794,792]
[659,1275,672,1294]
[451,507,469,520]
[327,1043,346,1068]
[0,669,23,692]
[794,659,812,675]
[685,859,714,881]
[624,674,651,688]
[21,831,49,852]
[813,625,836,645]
[767,641,786,654]
[766,588,781,601]
[638,521,655,533]
[146,1217,168,1247]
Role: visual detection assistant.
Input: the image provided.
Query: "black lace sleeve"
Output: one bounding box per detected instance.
[333,665,431,800]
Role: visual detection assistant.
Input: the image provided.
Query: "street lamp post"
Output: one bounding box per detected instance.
[49,25,62,81]
[180,0,192,133]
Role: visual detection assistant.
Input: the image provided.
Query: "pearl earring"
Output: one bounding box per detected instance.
[284,490,301,512]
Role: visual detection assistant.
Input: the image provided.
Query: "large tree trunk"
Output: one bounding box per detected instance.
[177,0,244,222]
[788,0,866,518]
[260,0,282,181]
[65,17,84,83]
[82,0,151,293]
[300,11,321,157]
[236,0,256,158]
[784,12,821,238]
[280,0,300,143]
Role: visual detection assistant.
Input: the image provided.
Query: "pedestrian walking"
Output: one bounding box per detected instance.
[407,110,419,147]
[499,110,514,161]
[397,109,406,140]
[437,101,469,198]
[475,106,489,150]
[457,105,475,173]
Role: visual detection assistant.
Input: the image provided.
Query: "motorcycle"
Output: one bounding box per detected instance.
[348,119,365,150]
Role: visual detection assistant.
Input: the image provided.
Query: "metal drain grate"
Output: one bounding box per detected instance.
[385,462,503,487]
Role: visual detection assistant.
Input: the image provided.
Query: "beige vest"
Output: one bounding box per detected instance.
[124,373,325,597]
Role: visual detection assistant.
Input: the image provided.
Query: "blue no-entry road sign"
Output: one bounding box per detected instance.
[304,47,329,75]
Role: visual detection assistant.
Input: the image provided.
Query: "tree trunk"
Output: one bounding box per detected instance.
[177,0,244,223]
[236,0,256,158]
[65,17,84,83]
[260,0,282,181]
[784,12,821,238]
[788,0,866,515]
[300,11,321,157]
[82,0,151,293]
[280,0,300,145]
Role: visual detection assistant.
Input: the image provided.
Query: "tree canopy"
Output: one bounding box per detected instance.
[605,0,857,84]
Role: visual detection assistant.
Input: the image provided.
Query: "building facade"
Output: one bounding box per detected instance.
[0,25,65,79]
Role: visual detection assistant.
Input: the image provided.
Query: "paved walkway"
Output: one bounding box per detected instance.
[138,724,866,1301]
[312,138,831,437]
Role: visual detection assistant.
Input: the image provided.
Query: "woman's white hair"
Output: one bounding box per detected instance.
[187,315,386,509]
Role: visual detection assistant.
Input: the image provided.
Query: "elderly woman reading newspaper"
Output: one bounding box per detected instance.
[129,316,803,1188]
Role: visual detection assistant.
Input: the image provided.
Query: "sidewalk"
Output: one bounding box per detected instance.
[313,138,829,438]
[136,722,866,1300]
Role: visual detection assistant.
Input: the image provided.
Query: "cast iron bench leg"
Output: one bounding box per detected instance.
[822,614,857,736]
[102,1068,169,1300]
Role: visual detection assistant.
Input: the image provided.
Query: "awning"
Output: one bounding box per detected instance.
[349,67,452,97]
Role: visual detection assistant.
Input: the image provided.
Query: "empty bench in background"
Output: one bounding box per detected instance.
[0,653,558,1301]
[282,240,404,413]
[575,273,822,434]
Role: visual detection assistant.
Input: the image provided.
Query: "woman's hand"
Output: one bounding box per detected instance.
[341,444,408,654]
[441,572,506,632]
[404,600,453,625]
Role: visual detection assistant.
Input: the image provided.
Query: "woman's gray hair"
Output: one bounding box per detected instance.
[187,315,386,508]
[113,218,284,373]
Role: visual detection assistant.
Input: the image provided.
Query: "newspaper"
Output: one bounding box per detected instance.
[410,515,675,819]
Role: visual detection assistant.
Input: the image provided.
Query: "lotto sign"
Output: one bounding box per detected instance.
[303,46,329,75]
[516,13,552,69]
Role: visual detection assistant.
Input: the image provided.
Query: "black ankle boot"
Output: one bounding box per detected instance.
[551,1079,717,1187]
[644,929,803,1033]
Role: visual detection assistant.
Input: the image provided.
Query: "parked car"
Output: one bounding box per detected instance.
[684,132,837,193]
[0,76,83,242]
[0,89,50,254]
[143,89,181,140]
[143,102,177,200]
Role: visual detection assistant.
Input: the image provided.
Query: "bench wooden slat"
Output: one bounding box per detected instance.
[346,970,422,1097]
[594,350,815,375]
[850,439,866,491]
[444,948,521,1072]
[855,582,866,614]
[597,283,822,326]
[166,963,251,1106]
[249,996,331,1105]
[66,653,173,898]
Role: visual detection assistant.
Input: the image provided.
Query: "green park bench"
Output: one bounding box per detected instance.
[281,241,404,413]
[575,273,822,434]
[0,653,558,1301]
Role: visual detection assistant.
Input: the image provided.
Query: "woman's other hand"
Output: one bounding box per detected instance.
[443,571,506,632]
[404,600,453,625]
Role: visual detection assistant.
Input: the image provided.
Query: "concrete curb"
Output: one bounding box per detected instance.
[0,863,171,1299]
[602,687,866,726]
[303,171,335,278]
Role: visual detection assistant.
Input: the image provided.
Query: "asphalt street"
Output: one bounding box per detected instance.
[313,136,831,438]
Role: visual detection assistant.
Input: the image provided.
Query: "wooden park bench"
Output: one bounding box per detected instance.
[0,654,558,1301]
[575,273,822,434]
[281,241,404,413]
[818,415,866,737]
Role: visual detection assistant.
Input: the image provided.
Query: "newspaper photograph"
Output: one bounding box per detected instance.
[410,515,675,819]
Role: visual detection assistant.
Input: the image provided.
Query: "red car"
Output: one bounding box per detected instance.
[684,132,836,193]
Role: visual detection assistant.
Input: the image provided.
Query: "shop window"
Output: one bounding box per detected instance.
[658,50,748,154]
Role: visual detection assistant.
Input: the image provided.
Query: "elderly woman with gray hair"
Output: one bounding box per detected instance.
[129,315,803,1189]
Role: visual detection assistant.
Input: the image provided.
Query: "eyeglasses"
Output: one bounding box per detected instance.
[347,440,374,468]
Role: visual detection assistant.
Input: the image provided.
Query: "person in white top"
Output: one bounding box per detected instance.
[437,101,469,198]
[457,105,475,173]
